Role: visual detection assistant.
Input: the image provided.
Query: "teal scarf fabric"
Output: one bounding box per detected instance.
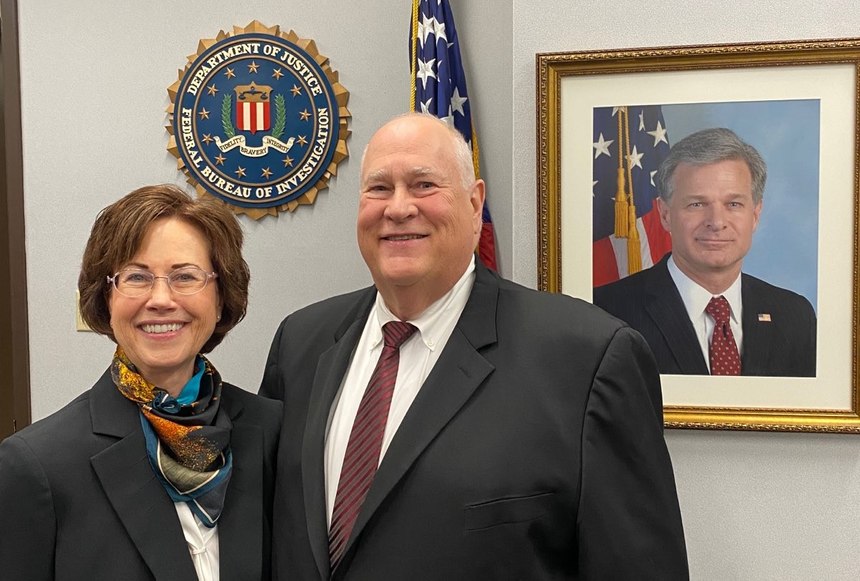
[111,347,233,527]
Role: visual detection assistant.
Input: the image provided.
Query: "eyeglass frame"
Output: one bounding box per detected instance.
[106,266,218,297]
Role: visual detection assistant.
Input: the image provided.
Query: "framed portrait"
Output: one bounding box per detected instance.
[536,39,860,432]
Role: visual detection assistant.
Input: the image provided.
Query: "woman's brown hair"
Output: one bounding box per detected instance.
[78,184,250,353]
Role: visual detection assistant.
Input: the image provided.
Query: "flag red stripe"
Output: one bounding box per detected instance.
[642,200,671,264]
[479,222,497,270]
[593,205,671,287]
[593,237,620,288]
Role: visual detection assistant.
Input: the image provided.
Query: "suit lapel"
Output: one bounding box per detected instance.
[341,263,497,564]
[216,393,264,580]
[88,370,197,581]
[302,288,377,580]
[645,259,709,374]
[740,275,775,374]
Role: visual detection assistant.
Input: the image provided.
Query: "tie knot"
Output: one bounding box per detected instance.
[382,321,417,348]
[706,295,731,324]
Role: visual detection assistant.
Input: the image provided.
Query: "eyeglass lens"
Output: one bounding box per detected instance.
[111,267,213,296]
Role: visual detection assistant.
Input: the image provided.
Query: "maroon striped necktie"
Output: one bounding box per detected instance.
[706,295,741,375]
[328,321,418,570]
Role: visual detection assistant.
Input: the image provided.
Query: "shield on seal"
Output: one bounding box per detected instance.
[235,83,272,134]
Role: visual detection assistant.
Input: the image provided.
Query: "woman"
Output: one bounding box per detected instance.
[0,184,281,580]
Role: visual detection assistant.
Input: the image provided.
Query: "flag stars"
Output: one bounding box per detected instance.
[261,167,273,179]
[299,109,311,121]
[646,120,669,146]
[593,133,614,159]
[290,85,302,97]
[206,85,218,96]
[627,145,644,169]
[449,86,467,116]
[247,61,259,74]
[419,98,433,114]
[234,166,246,178]
[198,108,210,120]
[224,68,236,79]
[418,15,448,47]
[418,15,434,48]
[650,170,658,187]
[431,18,447,44]
[215,154,226,166]
[440,106,454,127]
[272,68,284,80]
[416,58,437,89]
[282,156,294,167]
[638,110,646,131]
[297,135,308,146]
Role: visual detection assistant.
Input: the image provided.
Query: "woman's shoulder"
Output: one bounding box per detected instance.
[5,390,93,445]
[0,388,98,476]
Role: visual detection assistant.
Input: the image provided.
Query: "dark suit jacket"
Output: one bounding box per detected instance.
[593,255,817,376]
[0,369,282,581]
[260,262,688,580]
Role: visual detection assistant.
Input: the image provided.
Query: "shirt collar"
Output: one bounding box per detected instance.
[372,255,476,351]
[667,255,742,324]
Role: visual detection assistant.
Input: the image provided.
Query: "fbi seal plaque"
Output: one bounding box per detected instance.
[167,21,350,219]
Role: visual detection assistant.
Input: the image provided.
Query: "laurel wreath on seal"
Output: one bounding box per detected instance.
[221,95,235,138]
[220,93,286,139]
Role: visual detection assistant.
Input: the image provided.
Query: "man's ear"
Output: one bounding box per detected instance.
[470,179,486,230]
[752,199,763,232]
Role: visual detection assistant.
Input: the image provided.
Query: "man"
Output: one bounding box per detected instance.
[260,114,688,579]
[594,127,816,377]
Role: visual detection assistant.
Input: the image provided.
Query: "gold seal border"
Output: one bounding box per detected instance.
[166,20,351,220]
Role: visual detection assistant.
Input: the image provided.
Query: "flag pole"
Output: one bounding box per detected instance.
[614,109,629,238]
[622,110,642,273]
[409,0,420,111]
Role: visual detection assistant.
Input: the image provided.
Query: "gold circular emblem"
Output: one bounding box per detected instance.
[167,21,351,219]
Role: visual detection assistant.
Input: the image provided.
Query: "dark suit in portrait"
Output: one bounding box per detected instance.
[0,371,281,581]
[593,254,817,377]
[260,262,688,580]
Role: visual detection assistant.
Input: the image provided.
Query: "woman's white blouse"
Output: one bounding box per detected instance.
[175,502,220,581]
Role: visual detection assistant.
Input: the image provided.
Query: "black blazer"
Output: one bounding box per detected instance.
[260,262,688,580]
[0,369,281,581]
[593,255,817,376]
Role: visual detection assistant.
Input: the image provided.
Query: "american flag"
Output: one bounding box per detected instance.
[409,0,498,270]
[592,105,673,287]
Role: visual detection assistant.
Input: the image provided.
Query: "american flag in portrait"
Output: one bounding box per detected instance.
[592,105,673,287]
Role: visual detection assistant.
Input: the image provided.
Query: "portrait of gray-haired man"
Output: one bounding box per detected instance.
[594,127,816,377]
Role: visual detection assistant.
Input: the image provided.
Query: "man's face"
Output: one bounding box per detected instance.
[357,117,484,304]
[658,158,762,286]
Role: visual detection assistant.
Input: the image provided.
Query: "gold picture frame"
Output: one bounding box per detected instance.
[536,39,860,432]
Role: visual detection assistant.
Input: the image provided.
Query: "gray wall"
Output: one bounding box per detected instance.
[17,0,860,578]
[18,0,512,416]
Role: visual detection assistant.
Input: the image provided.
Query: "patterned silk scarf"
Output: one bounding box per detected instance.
[111,347,233,528]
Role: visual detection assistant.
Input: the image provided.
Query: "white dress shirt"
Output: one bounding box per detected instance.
[667,255,743,373]
[175,502,220,581]
[324,257,476,524]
